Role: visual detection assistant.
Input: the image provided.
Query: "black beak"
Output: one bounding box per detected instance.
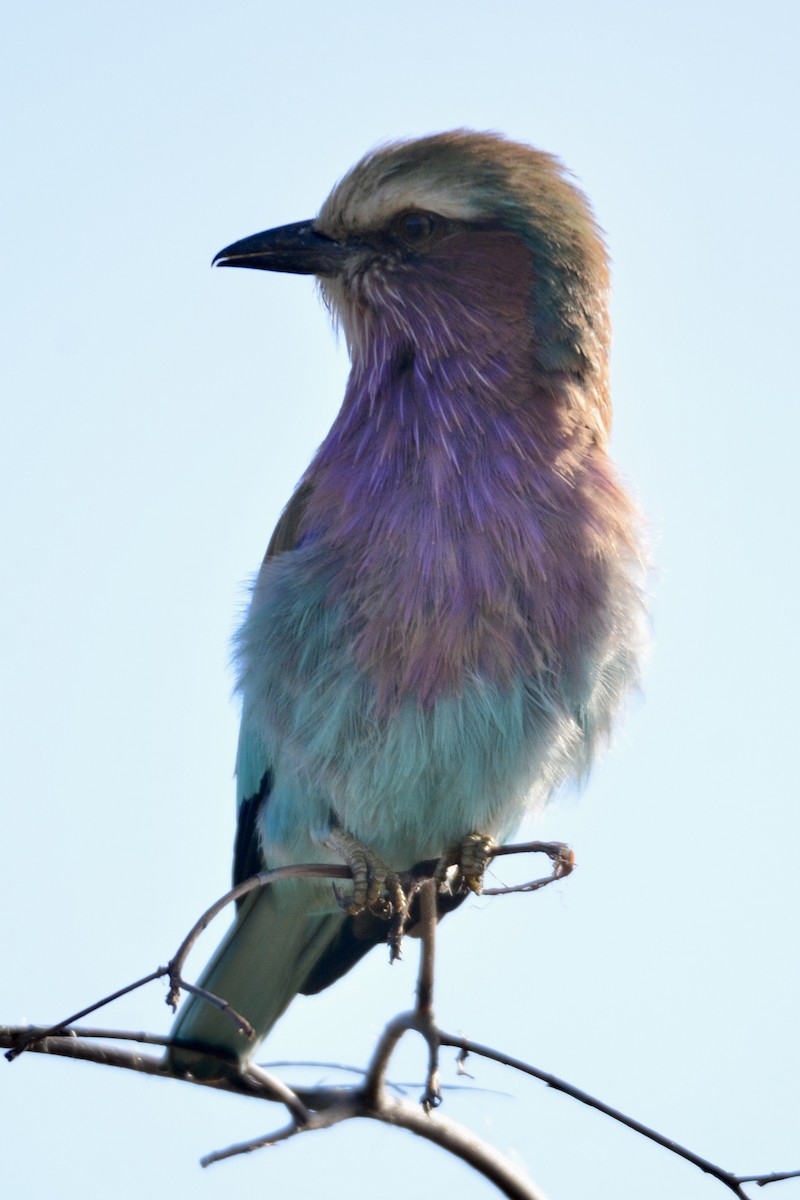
[212,220,348,276]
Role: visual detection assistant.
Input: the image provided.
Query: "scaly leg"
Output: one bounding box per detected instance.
[323,827,407,918]
[434,832,496,895]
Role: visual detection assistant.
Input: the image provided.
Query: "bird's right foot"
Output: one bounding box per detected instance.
[323,826,407,919]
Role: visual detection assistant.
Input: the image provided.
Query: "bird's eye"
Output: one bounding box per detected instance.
[392,210,439,246]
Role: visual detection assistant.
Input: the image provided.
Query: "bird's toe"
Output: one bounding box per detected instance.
[435,832,496,895]
[324,826,406,918]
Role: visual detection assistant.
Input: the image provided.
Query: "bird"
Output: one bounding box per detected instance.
[167,130,645,1078]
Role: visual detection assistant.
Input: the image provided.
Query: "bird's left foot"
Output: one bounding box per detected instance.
[435,832,496,895]
[324,827,406,919]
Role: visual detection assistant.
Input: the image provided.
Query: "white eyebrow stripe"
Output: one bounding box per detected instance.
[320,177,487,236]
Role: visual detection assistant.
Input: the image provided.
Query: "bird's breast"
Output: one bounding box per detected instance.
[238,540,575,865]
[236,417,643,865]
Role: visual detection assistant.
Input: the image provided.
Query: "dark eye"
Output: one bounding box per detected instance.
[392,210,440,246]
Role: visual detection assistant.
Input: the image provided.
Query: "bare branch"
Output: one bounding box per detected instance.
[742,1169,800,1187]
[416,877,438,1015]
[200,1105,355,1167]
[0,1023,548,1198]
[174,979,256,1039]
[8,842,561,1066]
[164,841,568,1028]
[366,1097,551,1200]
[6,838,793,1197]
[491,839,574,864]
[0,1025,349,1114]
[241,1063,311,1126]
[4,970,168,1061]
[3,1019,795,1196]
[484,840,574,895]
[437,1032,774,1198]
[200,1091,552,1200]
[415,879,441,1109]
[360,879,444,1111]
[168,839,568,983]
[165,862,352,1011]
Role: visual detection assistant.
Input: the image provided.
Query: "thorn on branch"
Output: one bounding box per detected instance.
[455,1048,474,1079]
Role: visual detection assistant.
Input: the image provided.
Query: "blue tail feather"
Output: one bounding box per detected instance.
[168,884,344,1077]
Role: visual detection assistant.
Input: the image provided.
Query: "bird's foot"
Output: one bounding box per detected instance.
[434,832,496,895]
[324,827,407,920]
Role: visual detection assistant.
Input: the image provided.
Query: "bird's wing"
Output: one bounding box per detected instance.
[232,480,314,891]
[263,477,315,561]
[229,477,469,995]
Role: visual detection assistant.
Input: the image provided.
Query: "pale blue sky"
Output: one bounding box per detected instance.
[3,2,799,1198]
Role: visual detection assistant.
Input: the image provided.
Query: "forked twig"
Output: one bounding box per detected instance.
[8,842,563,1063]
[437,1034,772,1200]
[5,838,792,1197]
[164,862,353,1013]
[4,970,168,1062]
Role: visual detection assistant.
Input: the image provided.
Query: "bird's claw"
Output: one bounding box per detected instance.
[435,832,496,895]
[324,827,406,919]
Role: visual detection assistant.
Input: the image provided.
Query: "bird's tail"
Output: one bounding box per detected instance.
[167,880,343,1078]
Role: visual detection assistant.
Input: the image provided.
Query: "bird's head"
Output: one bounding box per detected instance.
[215,131,611,431]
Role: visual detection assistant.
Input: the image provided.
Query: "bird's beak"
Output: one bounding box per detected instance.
[212,220,348,277]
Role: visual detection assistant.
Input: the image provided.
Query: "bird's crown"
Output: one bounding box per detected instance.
[317,130,605,271]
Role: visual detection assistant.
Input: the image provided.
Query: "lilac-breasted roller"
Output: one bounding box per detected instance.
[168,131,645,1077]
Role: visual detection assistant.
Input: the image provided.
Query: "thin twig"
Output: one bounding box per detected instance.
[8,1025,172,1048]
[165,842,567,1026]
[483,841,574,895]
[491,840,573,863]
[360,1011,417,1109]
[482,877,566,896]
[7,842,561,1066]
[438,1032,760,1198]
[0,1026,340,1108]
[3,1024,795,1194]
[201,1117,302,1164]
[199,1074,549,1200]
[165,862,352,1009]
[175,979,256,1039]
[169,839,568,987]
[201,1105,355,1166]
[415,880,441,1109]
[361,881,444,1111]
[4,969,168,1061]
[416,879,437,1015]
[741,1170,800,1186]
[1,1024,548,1198]
[200,1093,551,1200]
[10,839,792,1195]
